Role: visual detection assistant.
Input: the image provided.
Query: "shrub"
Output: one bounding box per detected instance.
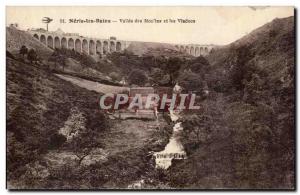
[178,71,204,92]
[128,69,148,86]
[109,72,121,81]
[19,45,28,58]
[27,49,38,64]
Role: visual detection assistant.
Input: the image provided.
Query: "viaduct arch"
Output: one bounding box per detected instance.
[54,37,60,48]
[68,38,74,50]
[61,37,67,48]
[40,34,46,45]
[47,36,53,49]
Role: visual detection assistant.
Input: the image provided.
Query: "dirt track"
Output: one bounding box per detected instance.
[55,74,129,94]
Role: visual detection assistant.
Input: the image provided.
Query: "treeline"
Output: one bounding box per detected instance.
[107,51,211,89]
[47,47,212,90]
[19,45,39,64]
[48,48,96,71]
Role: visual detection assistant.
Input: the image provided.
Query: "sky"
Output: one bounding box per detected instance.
[6,6,294,45]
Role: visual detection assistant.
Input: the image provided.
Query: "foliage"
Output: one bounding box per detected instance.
[128,69,148,86]
[182,114,213,145]
[189,56,210,74]
[228,45,255,91]
[168,17,295,188]
[48,49,67,70]
[19,45,28,58]
[7,57,109,182]
[149,68,170,86]
[164,57,182,85]
[27,49,38,63]
[178,71,204,92]
[49,48,95,70]
[109,72,121,81]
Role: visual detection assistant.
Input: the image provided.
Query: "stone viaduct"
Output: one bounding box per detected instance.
[174,44,214,57]
[28,28,130,55]
[28,28,215,57]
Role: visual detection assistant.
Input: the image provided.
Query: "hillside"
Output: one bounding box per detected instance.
[5,27,118,84]
[7,56,108,182]
[7,55,172,189]
[6,27,53,59]
[167,16,295,189]
[208,16,294,77]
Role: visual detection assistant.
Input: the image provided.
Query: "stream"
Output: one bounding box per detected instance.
[153,110,187,169]
[128,110,187,189]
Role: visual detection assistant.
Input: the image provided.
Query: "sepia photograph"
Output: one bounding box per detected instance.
[6,6,295,190]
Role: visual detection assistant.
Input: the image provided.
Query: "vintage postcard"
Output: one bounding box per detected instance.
[6,6,295,190]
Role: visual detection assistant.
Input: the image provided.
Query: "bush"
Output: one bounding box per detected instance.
[27,49,38,63]
[19,45,28,58]
[178,71,204,92]
[149,68,170,85]
[128,69,148,86]
[109,72,121,81]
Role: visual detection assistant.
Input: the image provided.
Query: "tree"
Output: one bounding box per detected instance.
[27,49,38,64]
[164,57,182,85]
[178,71,204,92]
[149,68,170,85]
[189,56,210,74]
[182,114,213,145]
[58,54,67,71]
[70,131,102,166]
[191,56,210,66]
[48,49,60,69]
[80,53,95,67]
[48,49,67,70]
[229,45,254,91]
[19,45,28,58]
[243,73,265,104]
[189,63,203,73]
[128,69,148,86]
